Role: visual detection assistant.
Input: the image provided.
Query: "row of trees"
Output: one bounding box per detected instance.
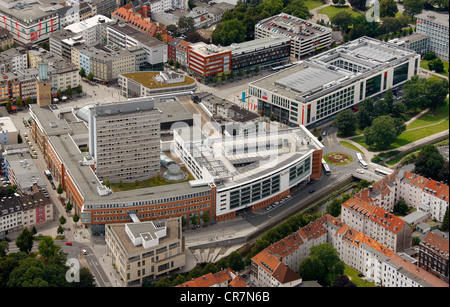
[0,228,95,287]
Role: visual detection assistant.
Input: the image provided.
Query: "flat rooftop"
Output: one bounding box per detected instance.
[108,22,167,49]
[178,124,323,187]
[0,0,61,22]
[250,36,418,103]
[65,15,113,34]
[224,36,290,55]
[189,42,230,56]
[416,10,449,26]
[256,13,331,41]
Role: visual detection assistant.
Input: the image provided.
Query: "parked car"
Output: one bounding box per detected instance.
[309,189,315,193]
[356,169,364,174]
[66,241,72,246]
[81,249,87,255]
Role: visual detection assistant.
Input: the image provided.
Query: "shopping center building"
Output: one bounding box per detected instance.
[248,37,420,127]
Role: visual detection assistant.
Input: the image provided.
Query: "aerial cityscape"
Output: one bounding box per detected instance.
[0,0,448,292]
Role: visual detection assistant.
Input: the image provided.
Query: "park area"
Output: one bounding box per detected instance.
[317,5,363,19]
[350,99,449,151]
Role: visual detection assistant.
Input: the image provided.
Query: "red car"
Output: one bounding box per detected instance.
[65,241,72,246]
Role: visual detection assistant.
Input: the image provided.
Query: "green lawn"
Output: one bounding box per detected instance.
[351,100,449,151]
[420,59,449,78]
[304,0,325,10]
[318,5,363,19]
[344,265,375,287]
[340,141,364,154]
[406,99,449,130]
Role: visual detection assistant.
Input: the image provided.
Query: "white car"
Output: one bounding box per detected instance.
[356,169,364,174]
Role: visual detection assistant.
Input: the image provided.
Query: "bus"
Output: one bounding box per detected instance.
[375,169,392,177]
[356,153,368,169]
[322,159,331,175]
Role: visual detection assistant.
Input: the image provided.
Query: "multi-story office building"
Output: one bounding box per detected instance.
[416,11,449,61]
[255,13,332,59]
[107,22,168,70]
[390,33,429,56]
[0,0,61,45]
[419,231,449,283]
[224,36,291,72]
[65,15,112,47]
[28,102,215,236]
[88,98,160,183]
[0,117,18,145]
[49,29,85,63]
[173,124,324,221]
[187,42,231,83]
[105,216,185,286]
[248,37,420,127]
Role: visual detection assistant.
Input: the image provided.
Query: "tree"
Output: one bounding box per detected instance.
[331,11,353,32]
[59,215,67,225]
[166,24,180,37]
[227,251,244,272]
[333,109,358,137]
[364,115,401,150]
[298,257,326,281]
[16,96,23,108]
[87,72,94,81]
[348,0,367,10]
[380,0,398,17]
[402,75,427,110]
[79,68,86,78]
[174,61,180,69]
[298,243,344,286]
[258,0,283,16]
[6,100,12,112]
[57,184,63,197]
[335,275,357,287]
[394,198,409,215]
[327,198,343,217]
[357,98,375,129]
[440,206,449,232]
[423,77,449,109]
[379,16,402,34]
[414,144,445,180]
[26,96,33,105]
[403,0,425,18]
[428,58,444,72]
[15,228,34,254]
[211,19,246,45]
[66,85,73,97]
[76,84,83,95]
[38,236,66,265]
[178,16,195,35]
[66,201,73,213]
[73,213,80,226]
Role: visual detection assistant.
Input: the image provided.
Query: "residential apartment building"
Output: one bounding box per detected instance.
[88,98,160,183]
[0,186,53,237]
[255,13,332,59]
[105,217,185,286]
[0,47,27,73]
[416,11,449,61]
[397,171,449,223]
[111,4,169,43]
[72,45,137,81]
[0,194,22,236]
[187,42,231,83]
[224,36,291,72]
[419,231,449,282]
[251,214,448,287]
[177,268,248,287]
[0,117,18,145]
[248,37,420,127]
[0,27,13,50]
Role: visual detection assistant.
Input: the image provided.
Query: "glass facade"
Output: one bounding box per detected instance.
[365,74,381,97]
[289,157,311,184]
[393,63,409,86]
